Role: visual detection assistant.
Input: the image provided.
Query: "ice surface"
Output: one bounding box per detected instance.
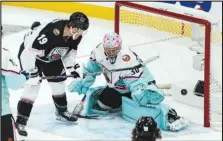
[2,5,222,140]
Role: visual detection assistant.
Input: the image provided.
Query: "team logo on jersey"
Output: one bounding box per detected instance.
[53,28,60,36]
[47,47,69,61]
[122,54,131,62]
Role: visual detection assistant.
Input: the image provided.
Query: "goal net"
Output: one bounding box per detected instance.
[114,2,222,129]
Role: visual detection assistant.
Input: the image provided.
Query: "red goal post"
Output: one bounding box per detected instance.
[114,1,213,127]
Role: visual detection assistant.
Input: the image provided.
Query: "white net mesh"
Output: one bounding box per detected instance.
[116,2,222,129]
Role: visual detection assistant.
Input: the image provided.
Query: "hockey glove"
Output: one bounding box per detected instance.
[67,63,81,79]
[21,68,40,85]
[68,75,95,95]
[71,70,80,78]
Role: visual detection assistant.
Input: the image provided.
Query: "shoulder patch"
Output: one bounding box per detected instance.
[122,54,131,62]
[53,28,60,36]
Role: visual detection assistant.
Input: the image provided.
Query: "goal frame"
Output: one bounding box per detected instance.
[114,1,211,127]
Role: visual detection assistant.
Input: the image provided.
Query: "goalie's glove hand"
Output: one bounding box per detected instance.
[68,75,95,95]
[68,79,89,95]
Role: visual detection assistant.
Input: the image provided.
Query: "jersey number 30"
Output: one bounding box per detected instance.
[38,34,48,45]
[131,68,139,75]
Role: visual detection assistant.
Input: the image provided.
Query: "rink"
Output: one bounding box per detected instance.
[2,5,222,140]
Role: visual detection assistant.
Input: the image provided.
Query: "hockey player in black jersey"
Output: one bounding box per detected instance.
[16,12,89,137]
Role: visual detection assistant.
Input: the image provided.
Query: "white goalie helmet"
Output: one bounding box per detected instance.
[103,32,122,64]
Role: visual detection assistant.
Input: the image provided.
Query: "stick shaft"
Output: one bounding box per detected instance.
[42,55,159,80]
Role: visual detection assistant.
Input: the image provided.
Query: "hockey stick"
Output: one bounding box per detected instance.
[156,84,172,89]
[71,95,87,117]
[156,84,172,96]
[41,55,160,80]
[71,88,105,119]
[41,74,75,80]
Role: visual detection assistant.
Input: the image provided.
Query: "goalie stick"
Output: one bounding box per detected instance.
[71,92,115,120]
[41,55,172,95]
[71,94,86,116]
[71,95,117,120]
[41,55,160,80]
[40,55,171,90]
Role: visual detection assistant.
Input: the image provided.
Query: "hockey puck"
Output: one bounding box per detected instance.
[181,89,187,95]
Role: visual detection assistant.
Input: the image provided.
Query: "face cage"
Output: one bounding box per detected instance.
[104,47,121,64]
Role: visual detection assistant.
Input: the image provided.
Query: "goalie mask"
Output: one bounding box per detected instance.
[103,32,122,64]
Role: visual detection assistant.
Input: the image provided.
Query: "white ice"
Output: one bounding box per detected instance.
[2,5,222,140]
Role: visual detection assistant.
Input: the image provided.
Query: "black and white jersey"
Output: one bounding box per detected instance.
[19,19,82,71]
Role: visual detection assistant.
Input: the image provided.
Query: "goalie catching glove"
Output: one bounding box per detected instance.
[68,65,95,94]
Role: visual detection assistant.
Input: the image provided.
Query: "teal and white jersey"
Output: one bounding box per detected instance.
[1,48,26,116]
[83,43,155,94]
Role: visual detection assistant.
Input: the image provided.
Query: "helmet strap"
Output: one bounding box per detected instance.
[69,27,86,40]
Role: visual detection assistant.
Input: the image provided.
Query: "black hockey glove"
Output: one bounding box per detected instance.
[67,63,81,79]
[71,70,80,78]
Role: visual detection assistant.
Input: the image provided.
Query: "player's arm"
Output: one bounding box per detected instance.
[19,23,51,86]
[2,48,27,90]
[63,36,82,78]
[83,50,102,77]
[21,24,48,71]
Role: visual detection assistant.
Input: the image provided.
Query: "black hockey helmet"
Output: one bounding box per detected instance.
[132,116,161,141]
[68,12,89,31]
[136,116,157,133]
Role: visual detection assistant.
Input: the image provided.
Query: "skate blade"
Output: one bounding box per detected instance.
[56,117,78,124]
[78,114,100,119]
[78,114,115,120]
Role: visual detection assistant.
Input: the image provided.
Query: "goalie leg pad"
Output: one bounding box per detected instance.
[122,97,186,131]
[146,84,165,105]
[80,86,106,116]
[132,84,165,106]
